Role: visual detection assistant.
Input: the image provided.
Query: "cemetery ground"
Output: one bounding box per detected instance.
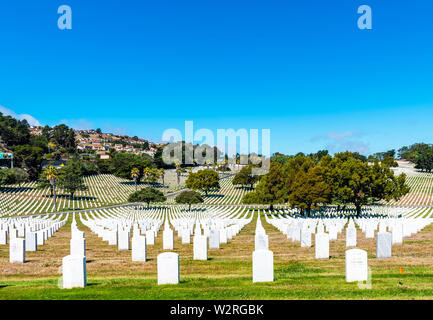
[2,211,433,300]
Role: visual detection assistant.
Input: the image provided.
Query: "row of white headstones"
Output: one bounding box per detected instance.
[60,207,254,288]
[1,215,67,263]
[257,211,433,283]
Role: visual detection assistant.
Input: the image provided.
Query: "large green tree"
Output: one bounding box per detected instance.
[175,190,204,210]
[128,187,166,208]
[232,165,259,189]
[57,160,88,197]
[185,169,220,196]
[242,162,288,210]
[326,153,410,215]
[288,165,331,216]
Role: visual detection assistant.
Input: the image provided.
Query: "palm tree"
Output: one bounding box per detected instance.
[131,167,140,191]
[158,168,165,189]
[44,166,59,211]
[175,163,182,186]
[143,167,151,185]
[205,159,212,170]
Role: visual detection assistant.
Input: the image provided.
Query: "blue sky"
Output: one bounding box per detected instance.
[0,0,432,155]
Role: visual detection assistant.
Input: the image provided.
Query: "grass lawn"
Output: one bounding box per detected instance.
[1,211,433,300]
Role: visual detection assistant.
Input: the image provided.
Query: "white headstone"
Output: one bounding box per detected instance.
[62,255,87,288]
[255,233,269,251]
[328,225,338,240]
[346,227,357,247]
[118,230,130,250]
[252,249,274,283]
[108,230,117,245]
[9,238,25,263]
[392,223,403,244]
[376,232,392,259]
[193,235,208,260]
[345,249,368,282]
[146,230,155,245]
[219,229,227,244]
[182,229,191,244]
[301,229,311,247]
[0,230,7,245]
[209,230,220,249]
[71,237,86,257]
[25,232,37,251]
[315,233,329,259]
[163,228,174,250]
[37,231,45,246]
[157,252,179,285]
[132,235,147,262]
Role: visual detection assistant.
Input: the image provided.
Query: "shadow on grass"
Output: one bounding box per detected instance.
[0,187,35,193]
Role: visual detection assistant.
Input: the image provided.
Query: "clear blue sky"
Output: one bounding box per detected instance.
[0,0,432,155]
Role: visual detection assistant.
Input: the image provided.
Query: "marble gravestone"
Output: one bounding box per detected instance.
[25,232,37,252]
[219,229,228,244]
[10,238,25,263]
[315,233,329,259]
[163,228,174,250]
[291,225,301,242]
[252,249,274,283]
[62,255,87,289]
[108,230,117,245]
[301,229,311,247]
[346,227,357,247]
[157,252,179,285]
[328,225,338,241]
[132,235,147,262]
[118,230,130,250]
[71,233,86,257]
[193,235,208,260]
[255,233,269,251]
[37,230,45,246]
[0,230,7,245]
[209,230,220,249]
[146,230,155,245]
[365,225,375,239]
[392,223,403,245]
[376,232,392,258]
[181,229,191,244]
[345,249,368,282]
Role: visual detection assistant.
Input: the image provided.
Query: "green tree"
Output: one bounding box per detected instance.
[158,168,165,189]
[241,162,288,210]
[128,187,166,208]
[10,168,29,187]
[56,159,87,198]
[414,146,433,172]
[232,165,259,189]
[175,190,204,210]
[52,124,76,152]
[326,153,410,216]
[43,166,59,211]
[13,145,44,180]
[131,167,140,191]
[185,169,220,196]
[287,165,331,216]
[148,168,159,186]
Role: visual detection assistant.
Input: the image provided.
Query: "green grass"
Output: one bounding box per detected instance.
[2,267,433,300]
